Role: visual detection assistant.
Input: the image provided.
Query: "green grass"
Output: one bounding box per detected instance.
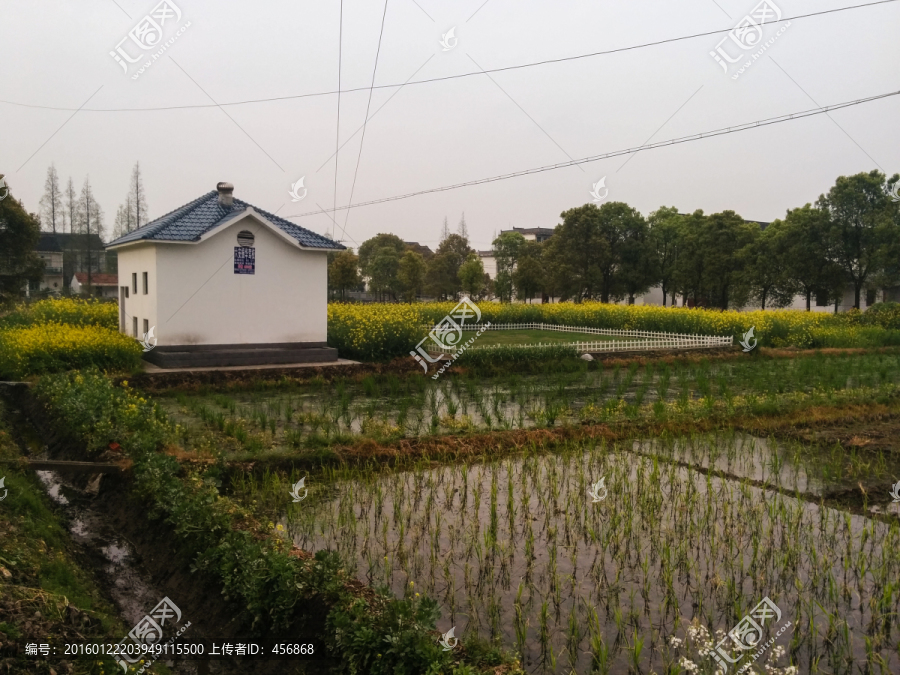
[459,329,621,347]
[0,401,127,674]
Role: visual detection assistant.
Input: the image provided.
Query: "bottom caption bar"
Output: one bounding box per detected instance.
[25,640,319,661]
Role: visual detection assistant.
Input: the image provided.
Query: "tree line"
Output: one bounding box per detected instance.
[330,171,900,311]
[34,162,150,240]
[328,213,490,302]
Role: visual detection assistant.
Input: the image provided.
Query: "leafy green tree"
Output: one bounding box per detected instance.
[543,204,606,302]
[780,205,838,311]
[358,233,406,300]
[673,210,755,309]
[739,221,795,310]
[458,253,486,298]
[328,249,361,300]
[0,181,44,305]
[513,241,543,303]
[616,210,654,305]
[818,170,900,309]
[397,250,426,302]
[647,207,683,306]
[369,247,402,300]
[491,231,526,303]
[425,234,472,300]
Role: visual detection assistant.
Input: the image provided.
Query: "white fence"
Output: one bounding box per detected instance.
[421,322,732,355]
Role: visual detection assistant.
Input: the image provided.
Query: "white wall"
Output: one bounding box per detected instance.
[116,245,157,337]
[117,213,328,346]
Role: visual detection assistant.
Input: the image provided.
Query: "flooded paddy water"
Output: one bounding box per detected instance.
[158,352,900,455]
[274,433,900,674]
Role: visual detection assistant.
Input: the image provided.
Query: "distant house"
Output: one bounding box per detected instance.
[29,232,116,296]
[105,182,345,368]
[404,241,434,258]
[30,233,65,295]
[479,226,556,282]
[71,273,119,298]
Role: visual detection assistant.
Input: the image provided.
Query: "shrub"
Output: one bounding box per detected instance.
[327,302,427,361]
[862,302,900,329]
[0,323,142,378]
[0,297,118,330]
[34,369,171,456]
[328,301,900,361]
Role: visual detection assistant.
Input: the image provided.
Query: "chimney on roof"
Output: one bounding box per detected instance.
[217,182,234,206]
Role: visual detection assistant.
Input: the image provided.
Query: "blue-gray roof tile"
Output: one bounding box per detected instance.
[106,191,344,250]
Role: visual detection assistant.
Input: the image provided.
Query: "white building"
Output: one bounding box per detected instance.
[71,273,119,298]
[106,182,345,368]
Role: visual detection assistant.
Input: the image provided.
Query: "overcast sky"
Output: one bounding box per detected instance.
[2,0,898,251]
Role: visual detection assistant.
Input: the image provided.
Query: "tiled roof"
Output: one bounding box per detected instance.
[73,273,118,286]
[106,191,344,251]
[36,233,63,252]
[37,232,107,252]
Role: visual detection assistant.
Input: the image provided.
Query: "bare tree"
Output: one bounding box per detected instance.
[440,217,450,243]
[39,164,64,233]
[128,161,148,231]
[113,192,135,239]
[457,211,468,240]
[77,177,105,293]
[64,177,78,234]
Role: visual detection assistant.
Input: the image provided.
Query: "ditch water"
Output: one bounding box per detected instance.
[280,434,900,675]
[1,401,210,674]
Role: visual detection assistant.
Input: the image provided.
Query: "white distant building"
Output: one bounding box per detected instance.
[71,273,119,298]
[105,182,345,368]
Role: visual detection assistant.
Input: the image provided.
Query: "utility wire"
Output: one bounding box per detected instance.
[333,0,344,239]
[339,0,390,244]
[283,89,900,218]
[2,1,894,113]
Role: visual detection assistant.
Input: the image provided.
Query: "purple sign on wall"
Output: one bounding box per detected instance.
[234,246,255,275]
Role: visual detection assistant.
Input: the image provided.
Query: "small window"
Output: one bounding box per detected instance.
[133,317,138,337]
[142,272,148,295]
[815,291,829,307]
[125,286,129,298]
[866,288,876,306]
[143,319,149,335]
[132,273,137,294]
[237,230,255,247]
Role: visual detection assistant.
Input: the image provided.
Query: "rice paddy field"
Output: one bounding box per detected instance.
[158,351,900,460]
[245,434,899,674]
[156,349,900,674]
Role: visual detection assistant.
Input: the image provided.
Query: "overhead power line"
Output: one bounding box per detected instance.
[283,89,900,218]
[1,0,895,113]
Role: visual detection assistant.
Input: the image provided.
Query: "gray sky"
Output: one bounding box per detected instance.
[2,0,898,251]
